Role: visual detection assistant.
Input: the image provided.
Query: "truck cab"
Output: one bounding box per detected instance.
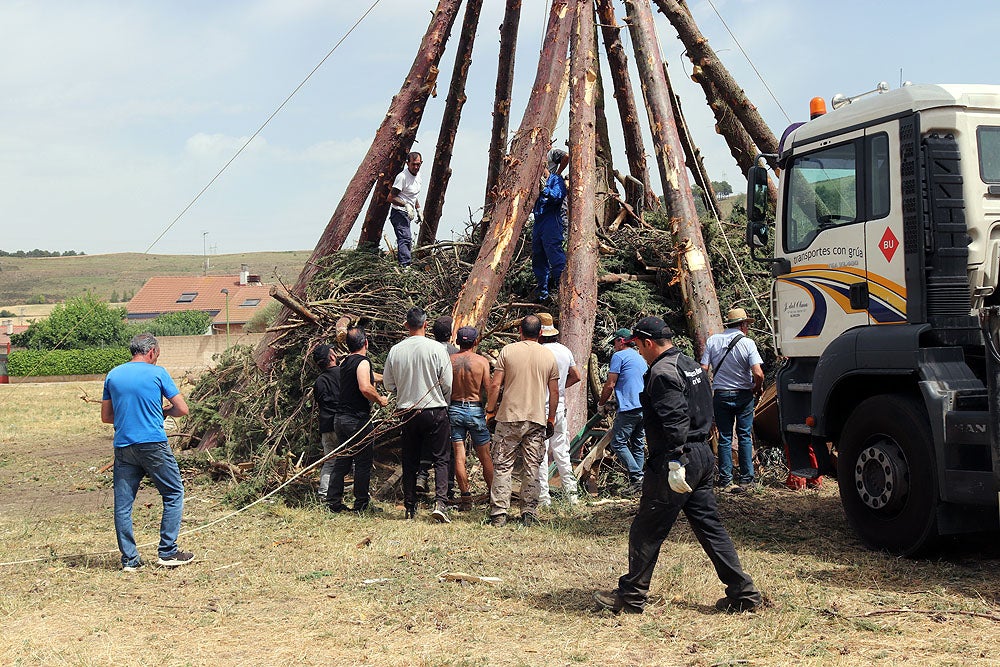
[747,84,1000,554]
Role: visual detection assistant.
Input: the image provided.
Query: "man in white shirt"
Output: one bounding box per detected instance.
[699,307,765,493]
[535,312,581,506]
[388,152,423,268]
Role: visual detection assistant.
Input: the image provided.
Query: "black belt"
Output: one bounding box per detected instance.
[451,400,483,407]
[714,388,752,395]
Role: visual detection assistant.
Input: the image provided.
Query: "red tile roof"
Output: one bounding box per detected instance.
[126,276,274,325]
[0,324,29,348]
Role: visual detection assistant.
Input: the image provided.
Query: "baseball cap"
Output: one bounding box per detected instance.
[627,316,674,342]
[456,326,478,345]
[613,328,632,340]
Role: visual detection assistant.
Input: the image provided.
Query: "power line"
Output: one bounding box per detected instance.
[704,0,791,125]
[144,0,385,254]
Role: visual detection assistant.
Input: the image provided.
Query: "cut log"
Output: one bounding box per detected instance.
[652,0,778,159]
[595,0,658,212]
[353,1,464,248]
[623,0,722,357]
[418,0,485,247]
[269,286,319,325]
[598,273,656,285]
[559,0,599,442]
[451,0,573,334]
[255,0,463,372]
[666,64,722,220]
[481,0,523,239]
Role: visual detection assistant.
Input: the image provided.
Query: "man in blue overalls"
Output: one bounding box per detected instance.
[531,144,569,303]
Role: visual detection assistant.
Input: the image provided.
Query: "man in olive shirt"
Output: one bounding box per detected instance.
[449,326,494,511]
[485,315,559,526]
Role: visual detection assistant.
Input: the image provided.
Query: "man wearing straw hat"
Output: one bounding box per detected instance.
[535,312,581,506]
[700,307,765,493]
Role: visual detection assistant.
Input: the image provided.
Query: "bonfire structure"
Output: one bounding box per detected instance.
[187,0,780,496]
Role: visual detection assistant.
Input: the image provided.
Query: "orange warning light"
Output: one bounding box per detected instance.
[809,97,827,120]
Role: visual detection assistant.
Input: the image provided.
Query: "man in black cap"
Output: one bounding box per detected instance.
[312,344,340,502]
[594,316,762,614]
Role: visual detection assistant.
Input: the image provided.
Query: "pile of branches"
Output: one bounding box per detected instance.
[182,209,771,494]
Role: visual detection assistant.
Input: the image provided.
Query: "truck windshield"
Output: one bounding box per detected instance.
[979,126,1000,182]
[784,142,858,252]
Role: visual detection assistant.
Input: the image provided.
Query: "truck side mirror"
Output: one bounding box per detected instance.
[745,165,771,248]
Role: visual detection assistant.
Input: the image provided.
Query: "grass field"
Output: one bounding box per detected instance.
[0,251,311,305]
[2,381,999,666]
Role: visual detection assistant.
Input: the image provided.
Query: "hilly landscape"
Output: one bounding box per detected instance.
[0,251,311,306]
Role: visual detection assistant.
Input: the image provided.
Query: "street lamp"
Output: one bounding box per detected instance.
[220,288,230,348]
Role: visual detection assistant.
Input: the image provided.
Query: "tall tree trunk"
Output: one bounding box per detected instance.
[355,1,464,248]
[592,19,618,230]
[666,64,721,220]
[451,0,573,334]
[595,0,658,211]
[652,0,777,158]
[695,75,778,204]
[418,0,485,247]
[481,0,522,240]
[624,0,721,357]
[560,0,599,443]
[256,0,462,371]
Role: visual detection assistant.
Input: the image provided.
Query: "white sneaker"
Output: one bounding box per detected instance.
[567,493,580,505]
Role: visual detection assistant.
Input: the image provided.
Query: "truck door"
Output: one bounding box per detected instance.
[862,123,907,326]
[774,129,871,357]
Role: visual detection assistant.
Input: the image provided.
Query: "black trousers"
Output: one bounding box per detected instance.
[401,407,451,508]
[617,440,760,611]
[327,413,374,508]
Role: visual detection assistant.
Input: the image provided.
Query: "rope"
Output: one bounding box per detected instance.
[0,409,386,568]
[703,0,791,124]
[143,0,385,254]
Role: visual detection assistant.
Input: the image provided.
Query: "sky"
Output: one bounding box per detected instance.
[3,0,1000,256]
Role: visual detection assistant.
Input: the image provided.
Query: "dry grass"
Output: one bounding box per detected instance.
[2,382,1000,666]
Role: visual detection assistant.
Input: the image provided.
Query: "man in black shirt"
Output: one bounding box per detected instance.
[312,344,341,502]
[328,327,389,513]
[594,316,762,614]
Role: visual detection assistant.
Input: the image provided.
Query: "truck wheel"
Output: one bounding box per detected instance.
[837,394,938,556]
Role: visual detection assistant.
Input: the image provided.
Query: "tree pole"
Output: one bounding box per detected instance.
[623,0,721,356]
[595,0,658,211]
[255,0,462,371]
[418,0,485,247]
[651,0,778,158]
[451,0,573,334]
[559,0,599,441]
[355,1,464,248]
[481,0,522,240]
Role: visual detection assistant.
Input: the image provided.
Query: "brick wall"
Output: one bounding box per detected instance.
[157,333,265,377]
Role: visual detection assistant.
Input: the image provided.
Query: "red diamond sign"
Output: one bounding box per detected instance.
[878,227,899,262]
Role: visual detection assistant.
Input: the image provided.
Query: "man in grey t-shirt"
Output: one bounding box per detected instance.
[383,306,454,522]
[699,308,764,492]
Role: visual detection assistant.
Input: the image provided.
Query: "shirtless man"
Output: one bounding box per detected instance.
[448,326,495,511]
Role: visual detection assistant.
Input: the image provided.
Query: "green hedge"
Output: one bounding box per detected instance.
[8,348,131,377]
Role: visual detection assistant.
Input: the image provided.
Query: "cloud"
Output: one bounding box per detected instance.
[184,133,269,159]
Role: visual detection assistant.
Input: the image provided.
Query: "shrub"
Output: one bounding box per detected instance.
[244,301,280,333]
[139,310,212,337]
[8,348,131,377]
[11,294,131,350]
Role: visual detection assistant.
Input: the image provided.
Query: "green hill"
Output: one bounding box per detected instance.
[0,251,311,305]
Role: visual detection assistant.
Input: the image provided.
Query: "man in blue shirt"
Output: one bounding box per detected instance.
[598,328,649,495]
[531,145,569,302]
[102,333,193,571]
[700,308,765,493]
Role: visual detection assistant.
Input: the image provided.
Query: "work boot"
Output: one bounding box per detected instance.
[489,513,508,527]
[593,589,642,614]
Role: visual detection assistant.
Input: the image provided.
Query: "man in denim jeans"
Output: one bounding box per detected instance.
[448,326,494,511]
[598,328,649,496]
[700,308,764,493]
[101,333,193,571]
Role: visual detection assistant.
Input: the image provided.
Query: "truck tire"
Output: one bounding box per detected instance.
[837,394,938,556]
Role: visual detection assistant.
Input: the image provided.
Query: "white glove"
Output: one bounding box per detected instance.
[404,202,418,222]
[667,461,692,494]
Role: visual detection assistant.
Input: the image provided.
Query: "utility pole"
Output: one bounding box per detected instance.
[220,288,230,348]
[203,231,209,275]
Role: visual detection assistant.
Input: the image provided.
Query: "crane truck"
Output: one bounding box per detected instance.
[745,83,1000,555]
